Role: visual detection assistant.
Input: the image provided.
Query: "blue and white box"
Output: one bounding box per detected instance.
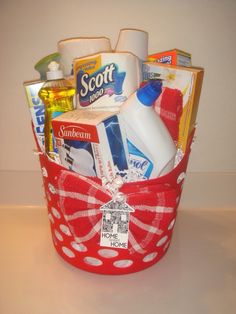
[24,80,45,151]
[52,109,130,181]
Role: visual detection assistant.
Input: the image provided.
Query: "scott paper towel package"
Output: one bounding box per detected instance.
[74,52,141,110]
[51,109,129,181]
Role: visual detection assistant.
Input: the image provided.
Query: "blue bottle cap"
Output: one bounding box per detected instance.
[137,80,162,106]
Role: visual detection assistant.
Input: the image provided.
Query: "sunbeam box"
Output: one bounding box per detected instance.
[51,109,129,181]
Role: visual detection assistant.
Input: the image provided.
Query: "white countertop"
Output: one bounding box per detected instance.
[0,172,236,314]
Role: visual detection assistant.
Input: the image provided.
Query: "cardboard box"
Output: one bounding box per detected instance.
[24,80,45,151]
[148,49,191,67]
[143,63,204,152]
[52,110,129,180]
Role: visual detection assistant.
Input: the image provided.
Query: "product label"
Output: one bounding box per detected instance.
[59,140,97,176]
[100,199,134,249]
[30,105,45,135]
[75,55,126,107]
[103,115,129,178]
[52,121,99,143]
[127,140,153,180]
[157,55,172,64]
[26,82,45,134]
[25,82,44,108]
[51,111,65,154]
[25,82,45,151]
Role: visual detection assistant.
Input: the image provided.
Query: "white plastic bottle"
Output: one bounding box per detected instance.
[120,80,176,180]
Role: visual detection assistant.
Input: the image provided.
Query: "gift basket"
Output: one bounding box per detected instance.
[24,29,204,275]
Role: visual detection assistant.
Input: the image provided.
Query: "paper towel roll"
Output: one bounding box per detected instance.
[58,37,112,76]
[115,29,148,61]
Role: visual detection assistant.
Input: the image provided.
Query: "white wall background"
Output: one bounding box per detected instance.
[0,0,235,173]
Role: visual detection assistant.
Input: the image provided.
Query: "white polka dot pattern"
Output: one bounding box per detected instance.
[71,241,87,252]
[60,224,71,236]
[143,252,158,263]
[168,218,175,230]
[54,230,63,242]
[98,249,119,258]
[48,213,54,224]
[62,247,75,258]
[156,235,168,247]
[113,260,133,268]
[84,257,103,266]
[51,207,61,219]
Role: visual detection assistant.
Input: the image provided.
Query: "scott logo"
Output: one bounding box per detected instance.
[80,63,115,98]
[77,63,125,106]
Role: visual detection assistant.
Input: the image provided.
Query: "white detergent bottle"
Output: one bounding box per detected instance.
[120,80,177,180]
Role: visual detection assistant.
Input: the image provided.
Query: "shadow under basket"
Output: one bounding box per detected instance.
[35,130,194,275]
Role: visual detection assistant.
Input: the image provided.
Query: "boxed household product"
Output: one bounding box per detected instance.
[74,52,141,110]
[51,109,129,181]
[148,49,191,67]
[24,80,45,151]
[143,62,204,152]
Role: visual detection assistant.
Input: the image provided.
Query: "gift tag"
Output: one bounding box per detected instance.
[100,198,134,249]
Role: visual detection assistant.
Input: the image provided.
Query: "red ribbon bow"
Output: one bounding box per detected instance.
[55,169,177,255]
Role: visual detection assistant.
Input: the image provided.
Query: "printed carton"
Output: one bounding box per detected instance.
[148,49,191,67]
[24,80,45,151]
[52,110,129,181]
[143,63,204,152]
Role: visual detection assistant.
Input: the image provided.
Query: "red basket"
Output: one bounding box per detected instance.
[34,127,193,275]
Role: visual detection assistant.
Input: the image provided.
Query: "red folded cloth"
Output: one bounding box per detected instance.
[154,87,183,143]
[56,169,177,254]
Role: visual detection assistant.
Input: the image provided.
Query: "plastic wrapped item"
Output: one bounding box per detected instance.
[74,52,141,110]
